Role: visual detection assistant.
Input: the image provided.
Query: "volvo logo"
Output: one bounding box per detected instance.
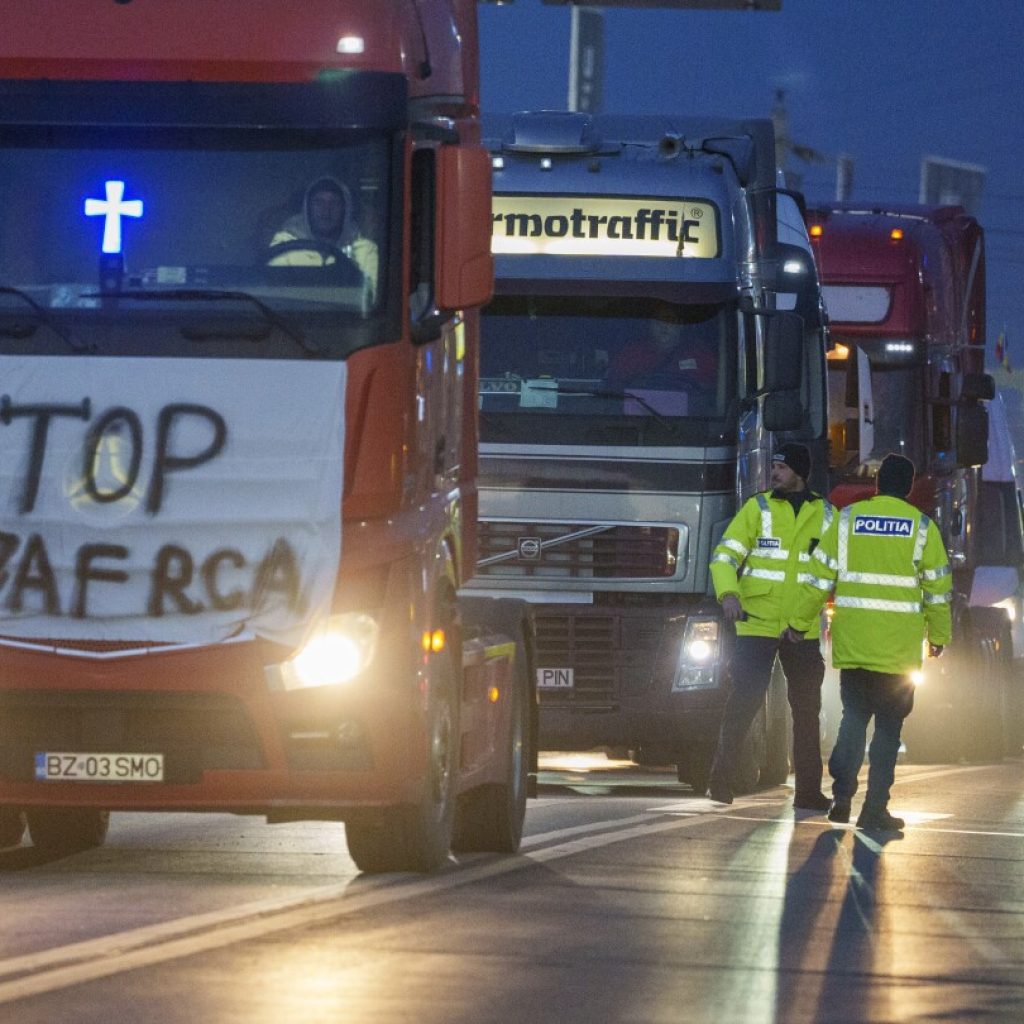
[517,536,542,561]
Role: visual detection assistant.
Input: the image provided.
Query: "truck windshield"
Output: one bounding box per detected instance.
[828,358,926,480]
[480,295,736,446]
[0,129,391,353]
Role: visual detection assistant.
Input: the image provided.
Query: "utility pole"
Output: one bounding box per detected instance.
[771,88,827,190]
[568,6,604,112]
[836,153,854,202]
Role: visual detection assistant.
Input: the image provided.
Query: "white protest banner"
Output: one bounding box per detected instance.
[0,356,345,645]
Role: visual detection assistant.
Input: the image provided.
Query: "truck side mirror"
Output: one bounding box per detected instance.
[764,313,803,392]
[962,372,995,402]
[436,144,494,312]
[760,242,816,297]
[763,390,804,432]
[957,402,989,467]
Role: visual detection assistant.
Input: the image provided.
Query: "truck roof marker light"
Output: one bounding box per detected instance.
[84,180,143,254]
[336,36,365,54]
[885,341,914,354]
[890,228,904,240]
[809,224,823,239]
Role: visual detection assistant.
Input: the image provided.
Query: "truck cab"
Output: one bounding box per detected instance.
[467,111,828,789]
[807,203,1012,760]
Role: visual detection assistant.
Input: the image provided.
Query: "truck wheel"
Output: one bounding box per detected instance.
[453,635,530,854]
[760,665,791,786]
[346,645,460,873]
[0,807,25,848]
[25,808,109,854]
[959,614,1005,763]
[1004,654,1024,758]
[996,624,1022,757]
[675,742,712,793]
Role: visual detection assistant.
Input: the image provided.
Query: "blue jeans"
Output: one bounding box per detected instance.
[829,668,915,812]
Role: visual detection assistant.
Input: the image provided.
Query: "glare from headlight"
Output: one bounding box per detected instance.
[272,613,379,690]
[672,617,721,691]
[910,669,925,686]
[686,638,712,662]
[293,633,364,687]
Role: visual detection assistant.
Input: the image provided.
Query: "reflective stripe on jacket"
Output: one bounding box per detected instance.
[710,490,833,639]
[790,494,952,673]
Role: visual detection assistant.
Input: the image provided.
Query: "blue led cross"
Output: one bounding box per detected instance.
[84,180,144,254]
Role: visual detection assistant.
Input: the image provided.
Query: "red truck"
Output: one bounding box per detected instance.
[807,202,1011,760]
[0,0,535,872]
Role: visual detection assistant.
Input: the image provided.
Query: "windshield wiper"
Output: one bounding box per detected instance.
[548,383,680,436]
[0,286,87,352]
[83,288,322,355]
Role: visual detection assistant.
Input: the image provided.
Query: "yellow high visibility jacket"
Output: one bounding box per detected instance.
[789,494,953,673]
[710,490,834,639]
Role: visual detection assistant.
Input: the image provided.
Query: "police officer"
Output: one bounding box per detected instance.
[784,452,952,831]
[707,442,834,808]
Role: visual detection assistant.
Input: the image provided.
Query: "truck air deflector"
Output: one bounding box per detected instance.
[0,76,408,133]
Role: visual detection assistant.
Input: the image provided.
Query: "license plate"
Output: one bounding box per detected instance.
[537,667,574,689]
[35,752,165,783]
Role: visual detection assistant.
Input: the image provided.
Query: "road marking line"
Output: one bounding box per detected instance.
[0,811,720,1004]
[1,762,1009,1003]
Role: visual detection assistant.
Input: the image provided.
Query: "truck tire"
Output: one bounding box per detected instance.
[675,740,713,793]
[760,663,791,786]
[25,808,109,854]
[346,644,460,873]
[0,807,25,848]
[995,624,1022,758]
[453,633,530,854]
[903,610,966,763]
[733,703,766,795]
[1004,652,1024,759]
[959,611,1005,763]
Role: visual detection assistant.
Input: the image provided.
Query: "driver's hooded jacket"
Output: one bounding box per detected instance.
[711,490,834,639]
[268,175,378,290]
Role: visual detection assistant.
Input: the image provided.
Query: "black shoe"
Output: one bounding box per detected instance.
[706,785,733,805]
[827,800,851,824]
[856,808,905,831]
[794,792,831,812]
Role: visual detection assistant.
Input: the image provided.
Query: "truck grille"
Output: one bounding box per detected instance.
[534,608,670,706]
[477,521,681,580]
[0,691,264,783]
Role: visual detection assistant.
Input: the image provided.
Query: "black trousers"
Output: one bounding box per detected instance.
[709,635,825,797]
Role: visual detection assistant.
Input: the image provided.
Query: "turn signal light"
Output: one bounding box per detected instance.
[421,629,446,653]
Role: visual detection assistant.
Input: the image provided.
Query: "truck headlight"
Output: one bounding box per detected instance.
[672,617,721,691]
[267,613,379,691]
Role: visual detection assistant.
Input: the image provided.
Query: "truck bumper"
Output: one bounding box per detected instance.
[533,601,727,750]
[0,636,433,816]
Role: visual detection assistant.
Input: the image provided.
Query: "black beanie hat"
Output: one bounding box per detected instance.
[772,442,811,481]
[877,453,915,497]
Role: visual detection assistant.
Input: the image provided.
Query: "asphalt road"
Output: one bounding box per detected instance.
[1,756,1022,1023]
